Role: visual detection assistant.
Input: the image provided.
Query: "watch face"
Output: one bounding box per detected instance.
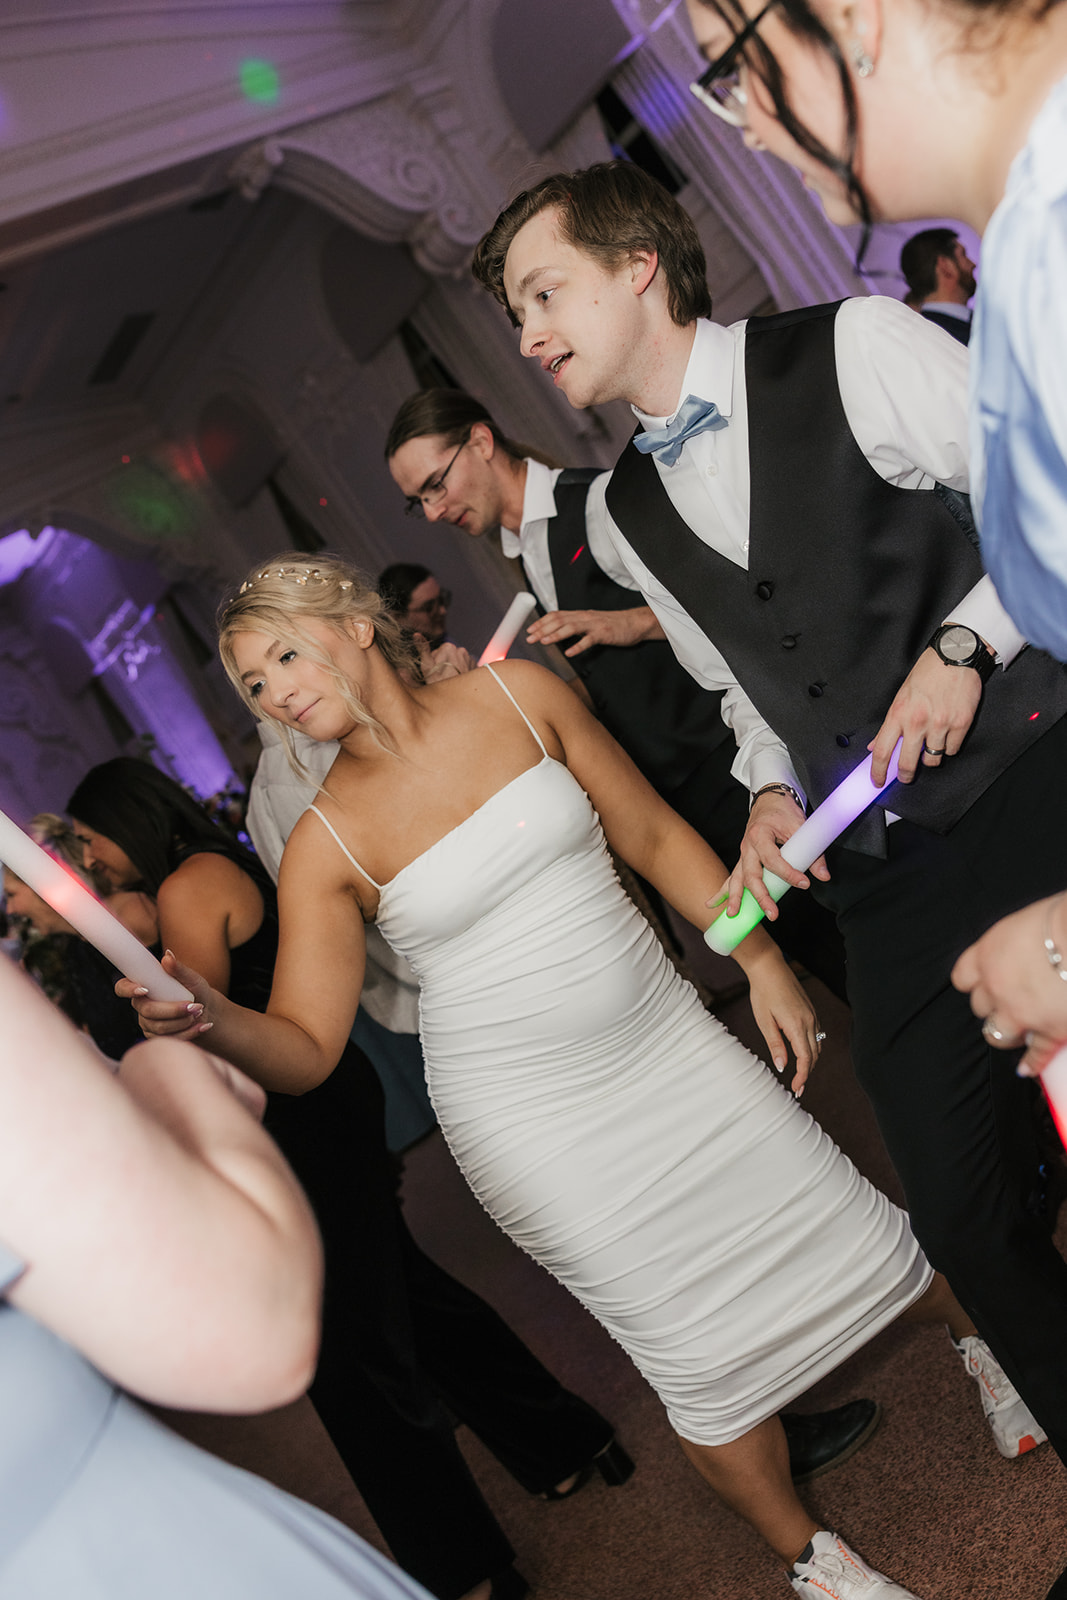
[939,624,978,664]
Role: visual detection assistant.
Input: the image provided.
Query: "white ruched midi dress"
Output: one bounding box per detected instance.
[310,667,931,1446]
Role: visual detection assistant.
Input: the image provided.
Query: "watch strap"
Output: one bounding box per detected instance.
[928,624,997,685]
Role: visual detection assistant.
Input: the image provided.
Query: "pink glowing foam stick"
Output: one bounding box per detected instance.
[0,807,192,1002]
[705,740,903,956]
[1040,1049,1067,1152]
[478,593,538,667]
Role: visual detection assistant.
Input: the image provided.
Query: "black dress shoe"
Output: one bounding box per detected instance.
[782,1399,882,1484]
[1046,1564,1067,1599]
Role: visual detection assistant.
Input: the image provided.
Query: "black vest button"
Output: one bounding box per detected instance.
[756,581,774,600]
[808,683,824,698]
[780,635,797,649]
[836,734,851,748]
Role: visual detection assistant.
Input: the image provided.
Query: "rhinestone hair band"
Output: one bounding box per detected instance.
[239,565,353,594]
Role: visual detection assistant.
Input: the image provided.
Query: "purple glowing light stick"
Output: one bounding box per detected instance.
[705,741,903,956]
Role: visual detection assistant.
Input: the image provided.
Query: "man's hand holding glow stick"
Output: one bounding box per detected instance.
[705,742,903,956]
[0,807,192,1001]
[478,593,538,667]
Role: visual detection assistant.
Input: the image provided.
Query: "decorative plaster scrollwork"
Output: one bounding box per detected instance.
[255,87,497,277]
[228,140,284,203]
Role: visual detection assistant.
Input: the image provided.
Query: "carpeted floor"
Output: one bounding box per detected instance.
[161,933,1067,1600]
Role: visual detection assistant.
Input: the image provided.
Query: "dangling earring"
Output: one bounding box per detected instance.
[849,15,874,77]
[850,38,875,76]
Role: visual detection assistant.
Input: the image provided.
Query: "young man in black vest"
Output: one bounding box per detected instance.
[472,161,1067,1585]
[385,387,847,1001]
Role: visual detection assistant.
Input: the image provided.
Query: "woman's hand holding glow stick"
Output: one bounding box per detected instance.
[705,742,903,956]
[0,807,192,1002]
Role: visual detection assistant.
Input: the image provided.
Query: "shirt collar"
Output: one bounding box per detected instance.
[500,458,560,558]
[923,301,972,321]
[631,318,736,431]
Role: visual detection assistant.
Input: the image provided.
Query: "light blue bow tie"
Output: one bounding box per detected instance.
[633,394,728,467]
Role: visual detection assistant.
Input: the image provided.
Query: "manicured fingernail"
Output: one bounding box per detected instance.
[197,1022,214,1034]
[186,1003,203,1017]
[133,987,149,997]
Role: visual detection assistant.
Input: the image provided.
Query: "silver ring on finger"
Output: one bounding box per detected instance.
[814,1030,827,1044]
[982,1014,1006,1044]
[924,746,947,758]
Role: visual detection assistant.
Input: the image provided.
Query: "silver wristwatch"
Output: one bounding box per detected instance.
[928,623,996,685]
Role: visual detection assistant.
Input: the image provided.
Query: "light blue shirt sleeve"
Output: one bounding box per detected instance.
[972,74,1067,661]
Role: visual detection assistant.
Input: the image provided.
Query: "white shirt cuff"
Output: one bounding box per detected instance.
[943,575,1027,666]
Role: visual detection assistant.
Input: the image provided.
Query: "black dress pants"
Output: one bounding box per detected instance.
[666,739,850,1002]
[264,1043,612,1600]
[816,718,1067,1465]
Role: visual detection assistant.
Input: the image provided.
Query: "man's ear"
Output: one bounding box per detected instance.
[630,250,660,298]
[469,420,495,460]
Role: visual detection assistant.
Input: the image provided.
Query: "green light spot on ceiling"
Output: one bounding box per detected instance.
[240,58,280,105]
[106,461,196,542]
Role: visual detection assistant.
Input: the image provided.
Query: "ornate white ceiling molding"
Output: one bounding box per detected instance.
[265,83,508,276]
[0,2,422,229]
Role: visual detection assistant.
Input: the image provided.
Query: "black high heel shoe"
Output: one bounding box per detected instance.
[537,1438,635,1501]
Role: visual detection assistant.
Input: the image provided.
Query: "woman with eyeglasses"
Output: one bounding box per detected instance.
[683,0,1066,652]
[682,3,1067,1593]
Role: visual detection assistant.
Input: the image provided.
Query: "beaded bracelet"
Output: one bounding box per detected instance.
[1042,893,1067,982]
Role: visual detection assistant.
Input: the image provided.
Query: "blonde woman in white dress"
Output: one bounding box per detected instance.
[126,555,1024,1600]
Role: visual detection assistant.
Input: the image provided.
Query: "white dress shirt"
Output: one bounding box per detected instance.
[500,458,636,607]
[596,295,1026,801]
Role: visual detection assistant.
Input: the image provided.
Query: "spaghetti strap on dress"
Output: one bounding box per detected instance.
[308,804,383,892]
[484,664,549,757]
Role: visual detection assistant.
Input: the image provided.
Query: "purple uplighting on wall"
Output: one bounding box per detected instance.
[624,75,690,143]
[0,527,238,809]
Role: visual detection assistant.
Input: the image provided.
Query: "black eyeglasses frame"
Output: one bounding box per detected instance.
[403,434,472,519]
[689,0,779,127]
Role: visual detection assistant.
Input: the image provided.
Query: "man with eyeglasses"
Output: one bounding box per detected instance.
[379,562,453,648]
[471,158,1067,1591]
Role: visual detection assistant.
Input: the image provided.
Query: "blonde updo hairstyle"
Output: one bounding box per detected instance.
[4,814,101,917]
[30,813,97,883]
[218,553,424,777]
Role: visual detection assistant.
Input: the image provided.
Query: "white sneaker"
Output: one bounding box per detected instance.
[954,1334,1047,1458]
[789,1531,922,1598]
